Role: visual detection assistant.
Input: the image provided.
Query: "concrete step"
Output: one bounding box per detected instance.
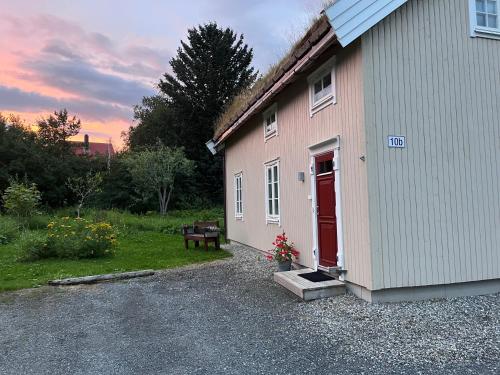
[274,268,346,301]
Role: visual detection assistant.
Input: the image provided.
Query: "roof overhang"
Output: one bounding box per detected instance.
[326,0,409,47]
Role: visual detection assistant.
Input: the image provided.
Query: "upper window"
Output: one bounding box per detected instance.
[265,160,280,224]
[308,57,336,116]
[234,172,243,219]
[470,0,500,38]
[263,104,278,140]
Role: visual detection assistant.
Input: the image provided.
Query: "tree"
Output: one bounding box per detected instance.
[129,23,257,205]
[126,96,180,150]
[37,109,81,152]
[66,171,103,218]
[124,144,194,215]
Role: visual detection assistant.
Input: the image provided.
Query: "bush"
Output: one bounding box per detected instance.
[25,214,51,230]
[0,215,20,245]
[46,217,116,259]
[2,181,41,226]
[17,231,51,261]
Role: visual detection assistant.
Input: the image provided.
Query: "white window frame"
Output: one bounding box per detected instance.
[469,0,500,39]
[234,172,243,219]
[263,103,278,140]
[264,159,280,225]
[308,56,336,117]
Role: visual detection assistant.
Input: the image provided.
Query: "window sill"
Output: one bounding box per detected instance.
[472,26,500,39]
[310,95,335,117]
[264,131,277,142]
[266,217,280,225]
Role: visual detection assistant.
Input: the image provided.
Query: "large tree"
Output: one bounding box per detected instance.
[129,23,257,205]
[37,109,81,153]
[127,95,179,149]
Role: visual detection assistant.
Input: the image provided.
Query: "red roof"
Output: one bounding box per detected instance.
[72,142,115,157]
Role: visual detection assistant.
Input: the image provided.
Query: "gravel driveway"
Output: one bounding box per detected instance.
[0,244,498,375]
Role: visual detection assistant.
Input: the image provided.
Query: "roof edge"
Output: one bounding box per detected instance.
[212,29,337,147]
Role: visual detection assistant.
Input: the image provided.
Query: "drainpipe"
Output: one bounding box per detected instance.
[206,139,227,242]
[222,148,227,243]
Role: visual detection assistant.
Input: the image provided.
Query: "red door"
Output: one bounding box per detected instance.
[315,152,338,267]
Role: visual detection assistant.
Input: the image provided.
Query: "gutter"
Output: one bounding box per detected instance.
[206,29,337,153]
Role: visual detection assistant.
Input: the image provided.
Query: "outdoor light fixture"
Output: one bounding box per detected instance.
[297,171,305,182]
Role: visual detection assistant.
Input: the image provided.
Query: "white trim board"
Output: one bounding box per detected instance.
[308,136,345,279]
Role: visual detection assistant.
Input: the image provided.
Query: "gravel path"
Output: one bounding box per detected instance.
[0,244,498,374]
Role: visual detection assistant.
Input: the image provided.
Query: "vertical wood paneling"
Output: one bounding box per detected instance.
[363,0,500,289]
[225,43,372,289]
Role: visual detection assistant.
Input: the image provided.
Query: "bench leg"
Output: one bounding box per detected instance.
[215,237,220,250]
[184,239,188,249]
[195,241,199,248]
[204,239,208,251]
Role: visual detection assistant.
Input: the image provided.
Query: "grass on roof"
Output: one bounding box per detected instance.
[213,14,327,139]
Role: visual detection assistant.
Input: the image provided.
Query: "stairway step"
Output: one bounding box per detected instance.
[274,269,346,301]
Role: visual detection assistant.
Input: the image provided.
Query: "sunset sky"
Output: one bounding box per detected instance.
[0,0,323,149]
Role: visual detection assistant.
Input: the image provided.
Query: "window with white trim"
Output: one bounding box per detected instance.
[308,57,336,115]
[263,104,278,139]
[470,0,500,38]
[265,160,280,223]
[234,172,243,218]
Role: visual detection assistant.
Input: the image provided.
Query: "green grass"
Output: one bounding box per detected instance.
[0,209,230,292]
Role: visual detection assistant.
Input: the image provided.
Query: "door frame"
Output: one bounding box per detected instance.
[308,136,344,277]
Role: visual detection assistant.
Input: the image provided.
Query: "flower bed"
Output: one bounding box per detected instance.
[20,217,116,261]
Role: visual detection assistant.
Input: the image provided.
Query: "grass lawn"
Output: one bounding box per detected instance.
[0,209,231,292]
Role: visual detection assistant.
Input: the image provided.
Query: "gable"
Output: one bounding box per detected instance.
[326,0,409,47]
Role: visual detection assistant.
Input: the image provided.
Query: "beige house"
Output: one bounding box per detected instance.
[207,0,500,302]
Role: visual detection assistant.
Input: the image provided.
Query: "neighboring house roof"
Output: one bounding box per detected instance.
[71,138,115,157]
[326,0,409,47]
[210,0,409,148]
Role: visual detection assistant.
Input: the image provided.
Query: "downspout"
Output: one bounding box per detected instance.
[222,148,227,243]
[206,139,227,242]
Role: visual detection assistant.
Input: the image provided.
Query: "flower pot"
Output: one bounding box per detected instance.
[277,260,292,272]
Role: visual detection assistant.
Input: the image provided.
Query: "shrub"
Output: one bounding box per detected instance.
[46,217,116,259]
[2,181,41,226]
[17,231,51,261]
[0,215,20,245]
[25,214,51,230]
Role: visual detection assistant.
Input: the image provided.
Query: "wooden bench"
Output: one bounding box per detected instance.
[182,220,220,251]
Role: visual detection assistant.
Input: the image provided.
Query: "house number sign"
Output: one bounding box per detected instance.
[388,135,406,148]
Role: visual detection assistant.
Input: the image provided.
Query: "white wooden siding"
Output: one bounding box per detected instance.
[326,0,409,47]
[363,0,500,290]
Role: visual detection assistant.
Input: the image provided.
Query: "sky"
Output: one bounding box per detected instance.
[0,0,324,149]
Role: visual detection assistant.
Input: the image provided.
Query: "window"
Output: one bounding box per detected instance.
[308,57,336,116]
[234,172,243,218]
[317,159,333,175]
[263,104,278,139]
[470,0,500,38]
[265,160,280,224]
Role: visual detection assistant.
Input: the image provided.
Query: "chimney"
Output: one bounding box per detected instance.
[83,134,90,154]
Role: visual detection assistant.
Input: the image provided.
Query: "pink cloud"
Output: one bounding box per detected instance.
[0,12,171,149]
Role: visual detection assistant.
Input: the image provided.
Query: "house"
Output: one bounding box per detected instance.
[71,134,115,158]
[206,0,500,302]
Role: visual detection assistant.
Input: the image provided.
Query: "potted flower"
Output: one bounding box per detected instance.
[266,232,299,271]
